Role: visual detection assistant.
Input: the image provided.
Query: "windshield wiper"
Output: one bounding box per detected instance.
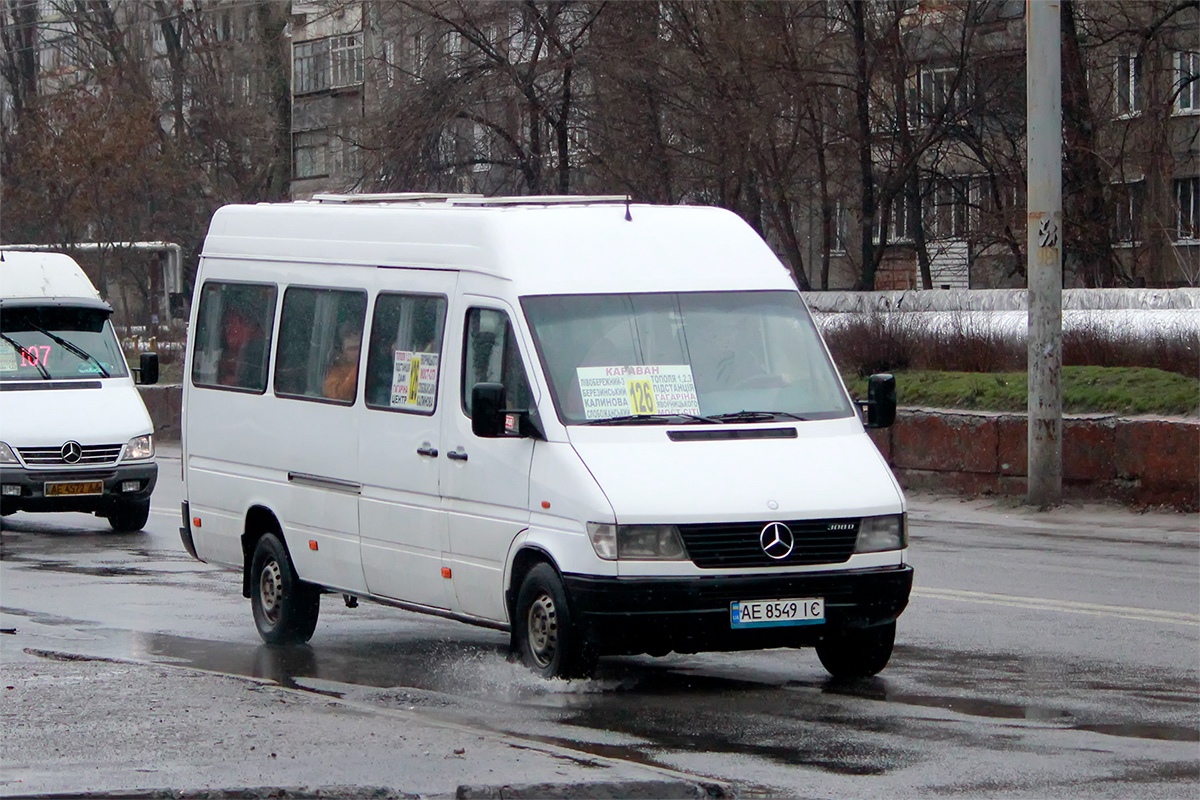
[709,410,808,423]
[0,333,51,379]
[27,323,110,378]
[581,413,716,426]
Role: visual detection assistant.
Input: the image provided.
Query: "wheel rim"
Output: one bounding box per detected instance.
[259,558,283,625]
[526,591,558,669]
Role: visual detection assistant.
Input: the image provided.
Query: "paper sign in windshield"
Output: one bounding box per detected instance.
[390,350,439,411]
[0,346,17,372]
[576,365,700,419]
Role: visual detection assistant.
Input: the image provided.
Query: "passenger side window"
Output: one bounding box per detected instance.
[365,293,447,414]
[191,281,276,393]
[274,287,367,404]
[462,308,533,415]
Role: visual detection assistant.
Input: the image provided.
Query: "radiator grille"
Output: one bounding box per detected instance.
[18,444,123,467]
[678,518,860,569]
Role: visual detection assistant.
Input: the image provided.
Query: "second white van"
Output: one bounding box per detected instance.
[180,195,910,680]
[1,250,159,531]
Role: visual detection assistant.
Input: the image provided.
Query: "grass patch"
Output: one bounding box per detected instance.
[842,366,1200,417]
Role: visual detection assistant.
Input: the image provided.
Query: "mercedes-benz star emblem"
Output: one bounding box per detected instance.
[61,441,83,464]
[759,522,794,560]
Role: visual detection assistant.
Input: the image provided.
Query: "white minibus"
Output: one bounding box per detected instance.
[1,250,159,531]
[180,195,909,679]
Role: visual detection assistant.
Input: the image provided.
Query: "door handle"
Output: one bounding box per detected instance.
[416,445,439,458]
[447,448,468,462]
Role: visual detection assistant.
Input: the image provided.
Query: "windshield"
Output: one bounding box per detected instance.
[0,306,129,381]
[522,291,853,425]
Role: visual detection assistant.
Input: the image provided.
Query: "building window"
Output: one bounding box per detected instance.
[293,39,327,94]
[330,33,363,89]
[295,33,363,95]
[1176,177,1199,241]
[213,9,233,42]
[911,67,969,127]
[471,122,491,172]
[830,201,847,255]
[1114,52,1142,116]
[332,129,360,176]
[293,130,327,179]
[444,30,463,78]
[923,178,972,240]
[1111,180,1144,244]
[383,41,396,87]
[1175,51,1199,114]
[876,194,917,244]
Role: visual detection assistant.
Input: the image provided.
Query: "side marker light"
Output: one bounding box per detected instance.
[441,567,452,578]
[309,540,319,551]
[192,517,201,528]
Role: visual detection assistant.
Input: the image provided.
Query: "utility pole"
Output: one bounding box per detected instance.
[1026,0,1064,507]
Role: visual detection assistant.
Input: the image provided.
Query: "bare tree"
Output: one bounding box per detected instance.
[362,1,602,196]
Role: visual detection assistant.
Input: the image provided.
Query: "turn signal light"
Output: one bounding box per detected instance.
[192,517,201,528]
[441,567,452,578]
[309,540,319,551]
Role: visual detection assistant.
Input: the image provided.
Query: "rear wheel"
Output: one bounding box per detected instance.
[107,500,150,533]
[815,621,896,679]
[250,533,320,644]
[513,563,595,680]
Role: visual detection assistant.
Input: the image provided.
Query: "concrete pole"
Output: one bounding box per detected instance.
[1026,0,1064,507]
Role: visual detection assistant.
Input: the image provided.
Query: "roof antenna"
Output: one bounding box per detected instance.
[624,195,632,222]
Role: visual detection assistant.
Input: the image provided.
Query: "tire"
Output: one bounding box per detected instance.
[512,563,596,680]
[250,533,320,645]
[815,621,896,679]
[108,500,150,533]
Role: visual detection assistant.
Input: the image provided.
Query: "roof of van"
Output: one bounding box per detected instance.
[201,197,796,294]
[0,250,103,302]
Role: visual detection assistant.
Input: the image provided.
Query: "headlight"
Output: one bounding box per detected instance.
[0,443,17,464]
[122,435,154,461]
[854,514,907,553]
[587,522,688,561]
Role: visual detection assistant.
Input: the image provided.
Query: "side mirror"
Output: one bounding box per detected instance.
[137,352,160,386]
[471,382,506,438]
[860,373,896,429]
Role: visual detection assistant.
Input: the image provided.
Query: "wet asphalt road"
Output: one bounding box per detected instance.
[1,443,1198,798]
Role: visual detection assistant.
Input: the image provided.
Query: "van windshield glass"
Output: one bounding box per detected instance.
[0,307,128,381]
[522,291,853,425]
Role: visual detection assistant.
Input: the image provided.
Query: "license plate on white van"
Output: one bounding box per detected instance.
[44,481,104,497]
[731,598,824,629]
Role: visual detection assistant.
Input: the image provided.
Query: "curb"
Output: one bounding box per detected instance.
[456,781,731,799]
[0,781,730,800]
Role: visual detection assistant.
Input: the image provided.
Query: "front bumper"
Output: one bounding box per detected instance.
[563,564,913,656]
[0,461,158,515]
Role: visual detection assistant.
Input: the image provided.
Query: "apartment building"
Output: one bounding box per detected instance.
[2,1,1196,289]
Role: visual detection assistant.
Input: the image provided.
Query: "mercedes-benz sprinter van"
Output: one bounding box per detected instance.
[1,250,159,531]
[180,195,909,679]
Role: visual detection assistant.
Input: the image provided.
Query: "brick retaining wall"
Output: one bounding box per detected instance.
[869,409,1199,511]
[140,386,1199,511]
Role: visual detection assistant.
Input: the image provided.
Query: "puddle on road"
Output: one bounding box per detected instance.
[10,601,1199,780]
[14,621,1199,750]
[822,681,1075,722]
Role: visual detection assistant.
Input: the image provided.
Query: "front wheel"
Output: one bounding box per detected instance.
[512,563,595,680]
[250,533,320,645]
[107,500,150,532]
[815,621,896,679]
